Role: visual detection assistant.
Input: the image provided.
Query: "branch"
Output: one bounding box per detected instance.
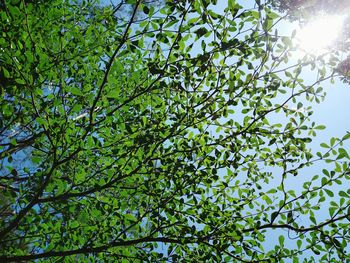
[244,212,350,234]
[88,0,141,125]
[2,236,191,261]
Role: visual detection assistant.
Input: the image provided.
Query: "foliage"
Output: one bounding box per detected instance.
[1,0,350,262]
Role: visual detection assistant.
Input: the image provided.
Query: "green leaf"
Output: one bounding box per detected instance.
[143,6,149,14]
[106,89,119,99]
[324,189,334,197]
[297,240,302,249]
[2,67,10,78]
[270,211,278,222]
[339,191,349,198]
[310,216,316,225]
[267,10,280,20]
[342,132,350,141]
[314,125,326,130]
[278,235,284,246]
[320,143,329,148]
[69,87,84,96]
[15,78,26,85]
[337,148,349,160]
[195,27,208,38]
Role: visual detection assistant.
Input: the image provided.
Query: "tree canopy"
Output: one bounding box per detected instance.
[1,0,350,262]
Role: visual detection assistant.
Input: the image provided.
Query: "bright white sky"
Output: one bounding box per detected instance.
[296,14,346,54]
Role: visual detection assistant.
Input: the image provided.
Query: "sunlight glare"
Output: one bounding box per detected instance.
[297,14,345,54]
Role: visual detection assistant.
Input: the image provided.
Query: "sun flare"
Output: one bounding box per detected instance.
[297,14,345,54]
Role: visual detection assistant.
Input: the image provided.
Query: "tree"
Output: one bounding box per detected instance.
[1,0,350,262]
